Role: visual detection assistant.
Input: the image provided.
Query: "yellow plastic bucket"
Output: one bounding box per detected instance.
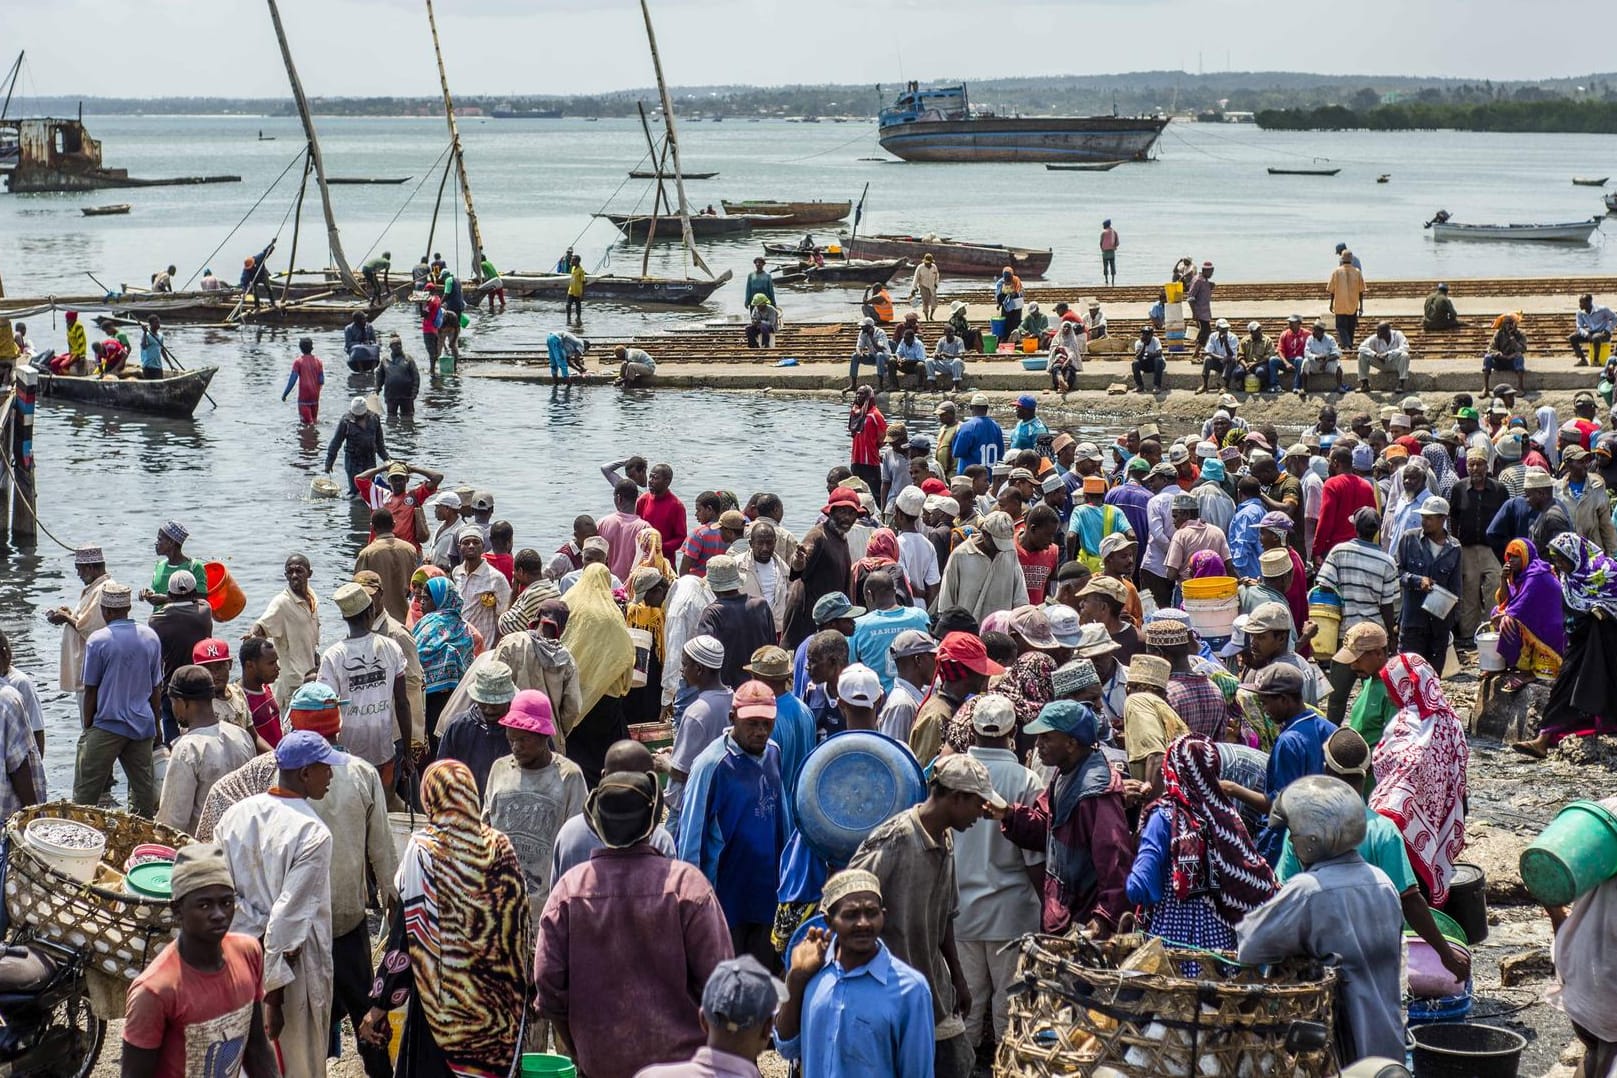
[1308,604,1342,654]
[1164,282,1185,304]
[1180,575,1237,601]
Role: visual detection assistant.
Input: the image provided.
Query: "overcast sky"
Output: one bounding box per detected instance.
[8,0,1612,99]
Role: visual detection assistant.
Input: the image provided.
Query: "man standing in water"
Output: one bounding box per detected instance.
[1099,219,1120,285]
[325,398,389,497]
[281,337,324,425]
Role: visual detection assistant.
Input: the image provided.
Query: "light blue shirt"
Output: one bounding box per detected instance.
[849,606,932,692]
[894,338,926,363]
[1010,417,1049,451]
[1227,497,1267,580]
[770,691,817,809]
[1579,305,1617,336]
[82,618,162,741]
[775,941,935,1078]
[139,330,163,371]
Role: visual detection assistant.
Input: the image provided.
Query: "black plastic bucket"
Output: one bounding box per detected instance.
[1410,1022,1525,1078]
[1441,861,1489,944]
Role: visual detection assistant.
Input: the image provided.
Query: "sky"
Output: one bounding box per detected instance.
[7,0,1613,99]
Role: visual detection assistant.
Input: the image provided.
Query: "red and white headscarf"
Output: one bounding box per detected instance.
[1161,734,1277,925]
[1369,654,1469,905]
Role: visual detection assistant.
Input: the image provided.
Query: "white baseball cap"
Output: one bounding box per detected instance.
[837,664,883,708]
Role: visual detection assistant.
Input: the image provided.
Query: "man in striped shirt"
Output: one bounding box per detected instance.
[1315,508,1399,724]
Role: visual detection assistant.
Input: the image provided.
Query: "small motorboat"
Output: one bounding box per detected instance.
[1377,174,1391,183]
[81,204,131,216]
[1267,167,1340,176]
[1572,176,1609,187]
[1424,209,1602,244]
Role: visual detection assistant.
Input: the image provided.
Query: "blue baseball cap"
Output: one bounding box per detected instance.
[275,729,347,770]
[287,683,344,712]
[1023,700,1101,744]
[1016,394,1038,410]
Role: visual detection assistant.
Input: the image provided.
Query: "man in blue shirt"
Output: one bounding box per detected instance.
[677,680,792,968]
[1227,476,1269,581]
[1224,663,1336,866]
[949,395,1005,475]
[775,869,934,1078]
[137,316,165,379]
[1570,292,1616,365]
[1008,395,1049,451]
[742,645,816,808]
[73,582,163,816]
[848,571,931,693]
[1486,467,1573,551]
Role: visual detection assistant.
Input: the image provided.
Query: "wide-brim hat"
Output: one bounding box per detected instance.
[585,771,662,849]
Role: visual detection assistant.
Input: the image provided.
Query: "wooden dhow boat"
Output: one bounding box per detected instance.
[1572,177,1609,187]
[1267,167,1340,176]
[775,258,906,287]
[481,270,731,306]
[720,200,851,226]
[840,233,1052,277]
[38,367,216,418]
[1044,161,1123,172]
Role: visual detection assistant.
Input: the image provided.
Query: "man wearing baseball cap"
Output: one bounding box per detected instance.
[190,637,262,748]
[1074,576,1141,664]
[781,489,859,649]
[955,694,1045,1051]
[1009,394,1048,452]
[148,568,214,744]
[877,630,936,744]
[1224,663,1336,865]
[910,631,1002,763]
[214,730,344,1078]
[664,635,732,832]
[1392,494,1461,669]
[849,752,1006,1077]
[991,699,1131,938]
[639,956,787,1078]
[676,680,790,968]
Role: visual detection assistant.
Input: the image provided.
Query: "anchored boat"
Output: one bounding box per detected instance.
[719,200,851,226]
[1424,210,1602,244]
[841,233,1052,277]
[877,82,1165,164]
[39,367,216,418]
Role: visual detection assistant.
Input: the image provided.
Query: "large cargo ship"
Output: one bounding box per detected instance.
[877,83,1167,164]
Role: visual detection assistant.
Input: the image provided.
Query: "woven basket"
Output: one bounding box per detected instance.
[996,933,1339,1078]
[4,804,192,981]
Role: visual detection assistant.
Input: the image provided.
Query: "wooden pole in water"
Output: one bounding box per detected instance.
[279,151,313,306]
[264,0,360,294]
[9,367,37,544]
[424,0,484,274]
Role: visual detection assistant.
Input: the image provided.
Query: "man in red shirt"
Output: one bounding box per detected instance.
[281,337,325,425]
[1015,504,1063,603]
[354,460,444,549]
[1313,444,1377,567]
[848,385,888,494]
[1277,314,1309,391]
[123,843,278,1078]
[636,462,689,562]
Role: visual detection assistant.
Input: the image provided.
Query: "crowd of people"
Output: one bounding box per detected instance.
[8,368,1613,1078]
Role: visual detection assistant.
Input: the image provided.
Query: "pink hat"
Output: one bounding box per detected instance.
[498,690,556,736]
[733,680,778,720]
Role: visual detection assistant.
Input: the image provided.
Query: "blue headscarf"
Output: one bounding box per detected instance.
[413,576,475,693]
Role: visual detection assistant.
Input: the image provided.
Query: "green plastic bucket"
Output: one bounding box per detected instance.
[981,332,998,355]
[520,1054,576,1078]
[436,354,455,376]
[1520,800,1617,906]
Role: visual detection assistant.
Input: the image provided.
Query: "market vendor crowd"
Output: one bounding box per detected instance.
[18,380,1617,1078]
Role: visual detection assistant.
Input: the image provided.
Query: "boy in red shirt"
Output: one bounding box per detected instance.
[1015,504,1063,603]
[282,336,325,424]
[123,844,278,1078]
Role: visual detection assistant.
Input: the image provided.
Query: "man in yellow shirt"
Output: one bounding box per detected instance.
[48,310,89,374]
[566,255,586,325]
[1326,250,1366,349]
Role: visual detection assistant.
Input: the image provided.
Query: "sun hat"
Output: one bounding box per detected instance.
[821,488,861,514]
[705,555,742,593]
[836,664,883,708]
[498,690,556,735]
[932,754,1008,809]
[468,660,518,705]
[743,645,792,680]
[733,680,778,720]
[683,635,725,671]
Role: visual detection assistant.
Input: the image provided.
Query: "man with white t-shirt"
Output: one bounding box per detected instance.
[892,486,941,607]
[317,583,408,790]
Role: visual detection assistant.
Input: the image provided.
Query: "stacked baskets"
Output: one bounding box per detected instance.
[996,934,1339,1078]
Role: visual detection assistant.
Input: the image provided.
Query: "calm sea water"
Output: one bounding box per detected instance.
[2,115,1615,788]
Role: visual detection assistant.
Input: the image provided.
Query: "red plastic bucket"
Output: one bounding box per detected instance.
[203,561,247,621]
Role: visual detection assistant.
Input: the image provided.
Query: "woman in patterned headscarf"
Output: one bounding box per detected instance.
[1369,655,1468,905]
[1513,534,1617,758]
[945,651,1055,753]
[633,526,674,581]
[849,527,915,607]
[1491,539,1564,691]
[622,567,670,725]
[1126,733,1277,949]
[361,759,530,1076]
[1421,443,1458,500]
[414,575,480,738]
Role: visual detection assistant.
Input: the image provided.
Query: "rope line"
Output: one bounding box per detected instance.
[354,142,454,265]
[181,150,308,292]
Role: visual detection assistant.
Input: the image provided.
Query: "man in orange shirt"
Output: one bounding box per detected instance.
[1327,250,1367,349]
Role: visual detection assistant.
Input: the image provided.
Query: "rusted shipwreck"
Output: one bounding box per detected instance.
[0,116,240,193]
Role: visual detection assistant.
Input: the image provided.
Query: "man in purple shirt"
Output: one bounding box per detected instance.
[634,956,784,1078]
[74,582,163,816]
[536,770,734,1078]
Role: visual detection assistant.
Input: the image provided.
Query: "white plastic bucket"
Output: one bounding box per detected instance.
[628,627,653,688]
[388,811,426,862]
[24,818,107,883]
[1184,596,1239,640]
[1422,585,1458,619]
[1475,630,1505,672]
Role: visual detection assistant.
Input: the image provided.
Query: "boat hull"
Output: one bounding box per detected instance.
[720,200,851,226]
[597,213,764,240]
[877,116,1166,164]
[842,234,1052,278]
[1430,220,1601,244]
[490,269,732,306]
[39,367,216,418]
[112,297,390,325]
[777,259,906,286]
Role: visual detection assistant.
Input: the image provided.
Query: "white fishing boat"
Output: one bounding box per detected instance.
[1425,211,1602,244]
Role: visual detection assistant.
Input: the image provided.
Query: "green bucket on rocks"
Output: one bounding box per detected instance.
[1520,800,1617,906]
[520,1054,576,1078]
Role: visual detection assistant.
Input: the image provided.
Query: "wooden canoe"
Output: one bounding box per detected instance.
[775,258,906,287]
[39,367,216,418]
[112,295,391,326]
[478,269,732,306]
[1572,177,1609,187]
[840,233,1052,278]
[1267,167,1341,176]
[1044,161,1124,172]
[720,200,851,226]
[325,177,412,185]
[762,242,845,259]
[81,204,131,216]
[595,213,771,240]
[628,170,717,180]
